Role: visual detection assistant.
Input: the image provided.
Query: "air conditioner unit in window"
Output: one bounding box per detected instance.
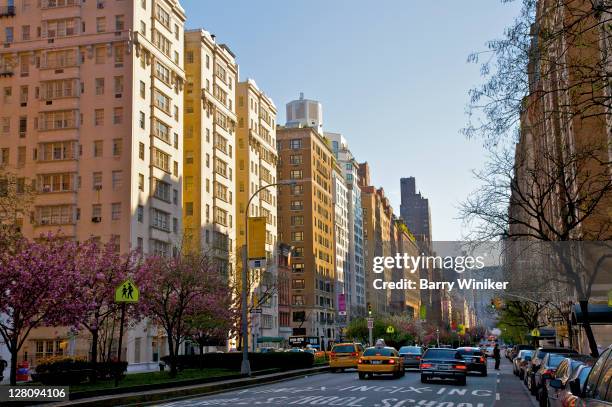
[43,185,51,192]
[92,216,102,223]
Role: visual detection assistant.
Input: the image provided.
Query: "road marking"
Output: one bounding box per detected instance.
[496,392,501,400]
[497,379,500,383]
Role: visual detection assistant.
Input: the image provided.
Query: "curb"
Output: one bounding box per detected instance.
[48,366,329,406]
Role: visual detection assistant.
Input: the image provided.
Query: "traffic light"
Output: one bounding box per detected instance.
[367,302,372,316]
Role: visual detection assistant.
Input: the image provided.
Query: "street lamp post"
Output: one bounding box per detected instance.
[240,180,295,376]
[436,328,440,348]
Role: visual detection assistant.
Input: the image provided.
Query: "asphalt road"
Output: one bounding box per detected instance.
[156,358,536,407]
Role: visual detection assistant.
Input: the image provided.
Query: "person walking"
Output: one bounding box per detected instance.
[493,343,501,370]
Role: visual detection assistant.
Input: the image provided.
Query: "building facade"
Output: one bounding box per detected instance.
[0,0,186,369]
[235,79,280,346]
[277,125,337,343]
[183,29,236,275]
[327,132,365,320]
[399,177,431,243]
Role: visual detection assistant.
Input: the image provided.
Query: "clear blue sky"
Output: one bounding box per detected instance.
[181,0,521,240]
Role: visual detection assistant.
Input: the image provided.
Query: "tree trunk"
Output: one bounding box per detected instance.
[199,343,204,356]
[579,300,599,357]
[90,329,99,383]
[9,338,18,386]
[167,336,177,378]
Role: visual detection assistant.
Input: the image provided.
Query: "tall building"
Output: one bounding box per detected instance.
[0,0,186,368]
[327,132,365,319]
[331,164,348,332]
[399,177,432,243]
[183,29,236,275]
[277,125,337,343]
[235,79,279,346]
[358,162,394,316]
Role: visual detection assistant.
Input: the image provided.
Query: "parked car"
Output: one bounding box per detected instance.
[546,356,594,407]
[456,347,487,376]
[535,353,581,404]
[561,345,612,406]
[510,344,536,361]
[514,349,534,378]
[420,348,468,385]
[526,347,579,395]
[399,345,423,370]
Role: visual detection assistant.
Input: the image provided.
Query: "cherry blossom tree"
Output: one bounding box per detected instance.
[139,252,236,377]
[0,234,83,385]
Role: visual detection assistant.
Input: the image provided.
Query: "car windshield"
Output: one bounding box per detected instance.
[423,349,461,359]
[458,348,483,356]
[399,346,421,354]
[519,350,534,358]
[332,345,355,353]
[364,348,394,357]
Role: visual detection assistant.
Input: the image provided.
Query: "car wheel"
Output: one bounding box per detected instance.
[530,379,538,396]
[400,369,405,377]
[420,375,428,383]
[457,376,467,386]
[481,369,487,377]
[330,368,337,373]
[358,372,365,380]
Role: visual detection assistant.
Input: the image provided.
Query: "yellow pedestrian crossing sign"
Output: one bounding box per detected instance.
[115,279,139,303]
[386,325,395,334]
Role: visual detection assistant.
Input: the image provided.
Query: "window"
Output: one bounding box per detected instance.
[37,205,74,225]
[138,142,145,160]
[153,178,171,201]
[290,139,301,149]
[112,138,122,156]
[154,89,170,113]
[291,200,303,210]
[292,295,304,306]
[292,263,305,273]
[21,25,30,41]
[185,202,193,216]
[152,29,171,56]
[115,15,125,31]
[151,208,170,231]
[140,21,146,36]
[151,239,170,257]
[154,61,170,84]
[94,109,104,126]
[292,279,305,289]
[156,5,170,27]
[92,204,102,218]
[38,141,76,161]
[154,119,170,143]
[113,107,123,124]
[18,116,26,136]
[95,46,105,64]
[137,205,144,222]
[1,117,9,134]
[114,76,124,94]
[292,184,303,195]
[139,111,145,129]
[174,24,179,40]
[290,155,302,165]
[185,151,193,164]
[95,78,104,95]
[96,17,106,33]
[152,148,170,171]
[138,173,144,191]
[214,157,227,177]
[186,51,193,63]
[111,203,121,220]
[93,140,103,157]
[139,81,145,98]
[291,215,304,226]
[38,173,74,192]
[111,170,122,189]
[5,27,14,43]
[290,170,303,179]
[114,45,124,65]
[292,231,304,242]
[214,207,227,226]
[40,110,77,130]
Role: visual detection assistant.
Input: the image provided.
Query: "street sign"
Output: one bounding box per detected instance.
[115,279,139,303]
[251,308,262,314]
[367,318,374,329]
[386,325,395,334]
[531,328,540,337]
[338,311,347,316]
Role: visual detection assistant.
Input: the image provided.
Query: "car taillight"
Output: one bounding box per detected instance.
[421,363,432,368]
[330,352,336,358]
[455,365,467,370]
[543,369,554,377]
[480,357,485,363]
[389,359,395,364]
[351,352,357,357]
[358,358,363,364]
[416,356,421,360]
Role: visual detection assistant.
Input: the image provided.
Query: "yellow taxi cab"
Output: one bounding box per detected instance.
[329,343,364,372]
[357,339,405,379]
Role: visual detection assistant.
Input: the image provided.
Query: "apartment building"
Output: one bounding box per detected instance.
[235,79,280,346]
[277,125,337,343]
[327,132,366,319]
[0,0,186,368]
[331,164,348,327]
[358,162,393,316]
[183,29,236,276]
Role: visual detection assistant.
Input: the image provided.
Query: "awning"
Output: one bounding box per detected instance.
[572,304,612,325]
[257,336,284,343]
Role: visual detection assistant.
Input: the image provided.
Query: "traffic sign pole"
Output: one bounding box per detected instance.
[367,318,373,346]
[115,302,126,387]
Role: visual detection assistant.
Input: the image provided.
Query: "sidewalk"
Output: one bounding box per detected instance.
[495,359,538,407]
[49,366,329,407]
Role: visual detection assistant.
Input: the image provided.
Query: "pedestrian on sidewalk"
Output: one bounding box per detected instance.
[493,343,501,370]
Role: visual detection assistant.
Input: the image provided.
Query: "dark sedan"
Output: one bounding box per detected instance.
[399,345,423,370]
[420,348,468,385]
[456,347,487,376]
